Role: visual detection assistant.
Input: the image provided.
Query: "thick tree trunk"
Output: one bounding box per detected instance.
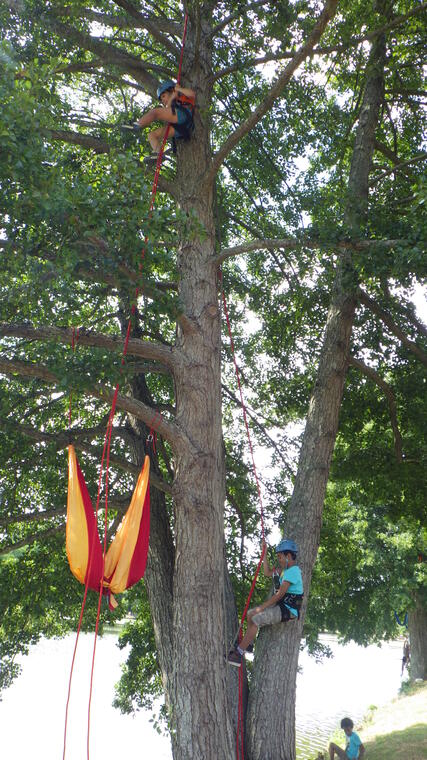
[246,33,386,760]
[163,11,234,759]
[408,592,427,680]
[171,213,234,757]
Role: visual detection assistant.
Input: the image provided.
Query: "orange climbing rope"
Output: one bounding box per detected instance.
[63,14,189,760]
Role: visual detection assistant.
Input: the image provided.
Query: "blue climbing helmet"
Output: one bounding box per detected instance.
[276,538,298,555]
[157,79,176,99]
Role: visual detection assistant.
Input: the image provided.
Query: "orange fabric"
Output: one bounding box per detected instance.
[66,446,91,583]
[104,456,150,593]
[66,446,150,602]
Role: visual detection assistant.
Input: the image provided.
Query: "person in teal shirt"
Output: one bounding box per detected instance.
[227,538,303,667]
[329,717,365,759]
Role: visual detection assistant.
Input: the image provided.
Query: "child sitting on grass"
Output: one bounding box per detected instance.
[329,718,365,759]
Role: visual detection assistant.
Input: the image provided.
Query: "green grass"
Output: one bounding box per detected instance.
[364,723,427,760]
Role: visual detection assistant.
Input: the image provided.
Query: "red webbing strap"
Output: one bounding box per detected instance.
[220,270,266,759]
[63,14,189,760]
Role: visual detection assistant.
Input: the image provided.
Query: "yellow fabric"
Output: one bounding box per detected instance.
[104,455,150,593]
[66,445,89,584]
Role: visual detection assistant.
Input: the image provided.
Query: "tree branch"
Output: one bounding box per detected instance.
[217,237,310,264]
[374,139,400,164]
[92,384,184,446]
[386,296,427,340]
[57,5,179,35]
[0,508,65,529]
[205,0,338,182]
[1,419,172,494]
[211,0,270,36]
[0,526,63,557]
[45,15,159,93]
[215,236,408,264]
[358,289,427,368]
[45,128,111,154]
[74,442,171,493]
[112,1,181,54]
[41,131,176,198]
[0,323,177,369]
[348,355,403,462]
[370,153,427,185]
[0,356,58,384]
[214,52,295,82]
[0,356,186,450]
[214,4,427,83]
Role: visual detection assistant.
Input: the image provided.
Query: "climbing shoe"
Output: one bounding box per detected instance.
[230,637,253,654]
[227,648,243,667]
[143,149,172,165]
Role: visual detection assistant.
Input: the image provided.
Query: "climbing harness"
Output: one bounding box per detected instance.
[62,13,189,760]
[171,100,195,142]
[278,592,304,621]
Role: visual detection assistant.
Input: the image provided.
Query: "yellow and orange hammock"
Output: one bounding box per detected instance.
[66,445,150,610]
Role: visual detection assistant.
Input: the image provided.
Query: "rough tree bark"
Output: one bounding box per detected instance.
[167,17,236,750]
[246,31,387,760]
[408,592,427,680]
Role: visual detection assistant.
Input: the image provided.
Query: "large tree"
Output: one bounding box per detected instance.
[0,2,425,759]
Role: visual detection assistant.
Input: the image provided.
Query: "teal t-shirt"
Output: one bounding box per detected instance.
[279,565,303,615]
[346,731,362,759]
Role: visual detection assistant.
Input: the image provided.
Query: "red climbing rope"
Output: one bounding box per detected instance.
[63,14,189,760]
[220,271,266,760]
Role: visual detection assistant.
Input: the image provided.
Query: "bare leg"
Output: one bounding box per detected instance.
[329,744,346,759]
[137,106,178,129]
[148,125,176,153]
[238,610,260,651]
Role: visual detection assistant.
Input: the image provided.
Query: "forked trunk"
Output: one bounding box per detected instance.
[165,14,235,757]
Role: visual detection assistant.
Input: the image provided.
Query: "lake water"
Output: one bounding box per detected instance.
[0,632,403,759]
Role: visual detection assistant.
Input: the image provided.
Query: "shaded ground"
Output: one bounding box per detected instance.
[362,681,427,760]
[314,681,427,760]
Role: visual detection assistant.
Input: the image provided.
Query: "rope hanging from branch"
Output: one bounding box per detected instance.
[63,15,189,760]
[220,271,266,760]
